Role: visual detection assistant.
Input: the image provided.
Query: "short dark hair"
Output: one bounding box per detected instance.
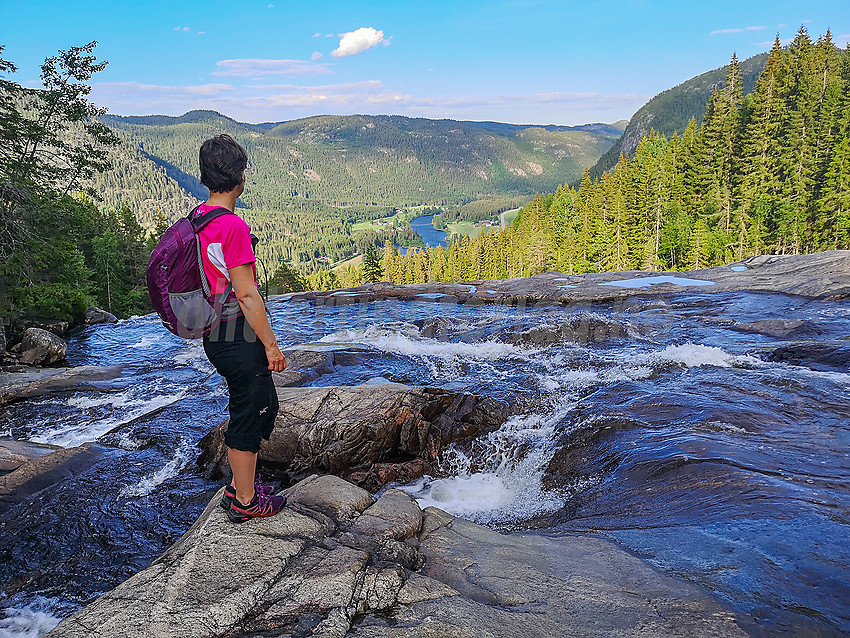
[199,134,248,193]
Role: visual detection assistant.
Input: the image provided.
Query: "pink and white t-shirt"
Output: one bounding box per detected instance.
[192,203,257,296]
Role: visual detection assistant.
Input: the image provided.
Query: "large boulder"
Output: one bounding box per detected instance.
[197,383,510,490]
[84,306,118,325]
[18,327,68,366]
[46,474,746,638]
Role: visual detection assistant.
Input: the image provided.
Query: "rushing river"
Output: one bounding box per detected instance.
[1,291,849,636]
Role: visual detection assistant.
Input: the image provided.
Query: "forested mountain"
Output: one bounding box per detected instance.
[86,112,620,276]
[590,51,769,178]
[377,30,849,288]
[97,112,620,215]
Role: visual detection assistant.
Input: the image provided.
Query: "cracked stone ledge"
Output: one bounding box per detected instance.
[47,474,748,638]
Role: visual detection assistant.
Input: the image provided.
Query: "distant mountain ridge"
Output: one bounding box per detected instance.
[101,111,627,138]
[94,111,622,224]
[590,51,770,178]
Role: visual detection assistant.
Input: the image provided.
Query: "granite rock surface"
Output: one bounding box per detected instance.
[47,474,746,638]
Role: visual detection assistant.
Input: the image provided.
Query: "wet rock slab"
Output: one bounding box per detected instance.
[0,444,106,515]
[0,437,61,474]
[47,474,745,638]
[768,343,850,372]
[0,365,125,406]
[278,250,850,307]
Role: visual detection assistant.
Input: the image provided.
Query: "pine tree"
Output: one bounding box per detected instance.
[362,242,383,283]
[815,135,850,248]
[778,27,817,253]
[381,240,399,283]
[719,53,743,244]
[736,37,786,252]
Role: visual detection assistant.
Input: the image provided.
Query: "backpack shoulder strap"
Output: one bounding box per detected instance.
[189,205,234,231]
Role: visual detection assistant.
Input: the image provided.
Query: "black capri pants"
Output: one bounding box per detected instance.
[203,315,279,453]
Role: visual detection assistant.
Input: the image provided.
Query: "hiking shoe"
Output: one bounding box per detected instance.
[227,491,286,523]
[219,475,276,511]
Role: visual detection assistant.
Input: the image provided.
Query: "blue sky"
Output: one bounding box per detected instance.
[1,0,847,125]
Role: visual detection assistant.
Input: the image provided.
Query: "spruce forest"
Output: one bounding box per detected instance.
[378,29,849,287]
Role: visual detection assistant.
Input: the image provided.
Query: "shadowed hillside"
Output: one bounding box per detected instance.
[590,51,769,179]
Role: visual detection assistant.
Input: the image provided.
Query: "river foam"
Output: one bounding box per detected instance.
[120,439,194,498]
[0,597,63,638]
[318,323,543,378]
[651,342,762,368]
[30,388,187,448]
[402,401,574,525]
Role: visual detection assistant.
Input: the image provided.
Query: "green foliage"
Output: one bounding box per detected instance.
[440,196,527,223]
[382,30,850,286]
[0,44,150,321]
[362,242,383,283]
[84,111,617,281]
[267,261,306,294]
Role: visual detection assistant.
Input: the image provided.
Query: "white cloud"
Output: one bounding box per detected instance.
[711,25,765,36]
[267,3,274,7]
[313,32,321,38]
[184,83,233,96]
[311,51,323,61]
[835,34,850,47]
[332,27,386,58]
[755,37,793,48]
[405,91,644,111]
[325,34,334,38]
[238,80,403,108]
[213,58,331,77]
[197,31,206,35]
[173,26,191,32]
[90,82,234,111]
[91,78,645,126]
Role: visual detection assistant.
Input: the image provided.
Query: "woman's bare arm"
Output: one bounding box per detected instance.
[228,263,286,372]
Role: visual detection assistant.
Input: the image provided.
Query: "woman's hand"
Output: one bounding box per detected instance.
[228,263,286,372]
[266,342,287,372]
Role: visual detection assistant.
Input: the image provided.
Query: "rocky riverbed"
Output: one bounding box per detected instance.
[1,251,849,636]
[292,251,850,306]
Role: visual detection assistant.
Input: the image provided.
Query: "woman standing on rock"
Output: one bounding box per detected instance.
[195,134,287,522]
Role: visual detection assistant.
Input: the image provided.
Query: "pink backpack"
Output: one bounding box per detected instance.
[147,205,235,339]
